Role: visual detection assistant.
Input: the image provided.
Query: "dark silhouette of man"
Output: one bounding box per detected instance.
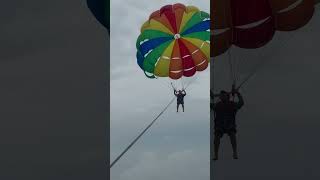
[174,89,186,112]
[211,88,244,160]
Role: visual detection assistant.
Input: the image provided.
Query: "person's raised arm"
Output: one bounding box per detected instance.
[235,91,244,109]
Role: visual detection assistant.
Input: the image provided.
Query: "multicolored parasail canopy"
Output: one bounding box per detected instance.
[211,0,317,57]
[136,3,210,79]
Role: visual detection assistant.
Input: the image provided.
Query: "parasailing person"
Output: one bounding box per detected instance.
[172,83,187,112]
[211,85,244,160]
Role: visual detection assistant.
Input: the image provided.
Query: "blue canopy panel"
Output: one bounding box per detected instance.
[182,20,210,35]
[138,37,173,57]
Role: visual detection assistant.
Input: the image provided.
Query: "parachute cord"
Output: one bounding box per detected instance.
[237,32,296,90]
[184,75,197,90]
[228,47,237,101]
[159,80,174,91]
[228,48,236,85]
[171,81,177,91]
[110,78,195,168]
[110,97,175,168]
[181,78,185,90]
[170,81,176,91]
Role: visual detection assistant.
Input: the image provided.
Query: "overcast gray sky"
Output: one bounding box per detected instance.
[110,1,210,180]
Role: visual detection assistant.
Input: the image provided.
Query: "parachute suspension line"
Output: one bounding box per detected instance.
[169,80,178,94]
[230,48,237,101]
[159,79,174,91]
[157,76,177,92]
[184,75,197,90]
[181,77,185,90]
[233,50,241,89]
[237,31,297,90]
[225,3,237,88]
[231,22,241,89]
[168,81,174,90]
[171,81,177,90]
[228,47,236,86]
[174,80,178,89]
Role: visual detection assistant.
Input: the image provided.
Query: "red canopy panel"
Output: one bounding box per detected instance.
[231,0,272,26]
[160,5,178,33]
[178,40,197,77]
[211,0,316,57]
[270,0,315,31]
[231,0,275,48]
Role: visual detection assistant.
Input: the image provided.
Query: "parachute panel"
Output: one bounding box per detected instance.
[234,17,275,48]
[169,41,183,79]
[231,0,272,26]
[174,7,185,32]
[141,19,173,35]
[178,40,197,77]
[272,0,315,31]
[211,30,232,57]
[136,30,172,49]
[154,41,175,77]
[212,0,232,29]
[180,39,209,71]
[143,41,173,74]
[183,38,210,60]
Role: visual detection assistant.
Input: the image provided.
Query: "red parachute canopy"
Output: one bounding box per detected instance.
[211,0,317,57]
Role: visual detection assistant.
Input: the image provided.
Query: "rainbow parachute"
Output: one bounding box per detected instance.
[136,4,210,79]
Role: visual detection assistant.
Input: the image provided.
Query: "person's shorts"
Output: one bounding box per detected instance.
[214,127,237,137]
[177,102,184,105]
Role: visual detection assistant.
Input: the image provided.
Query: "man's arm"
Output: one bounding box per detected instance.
[174,90,178,96]
[182,90,186,96]
[235,92,244,109]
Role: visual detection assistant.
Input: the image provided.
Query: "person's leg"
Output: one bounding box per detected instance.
[213,132,222,160]
[177,104,179,112]
[229,132,238,159]
[182,104,184,112]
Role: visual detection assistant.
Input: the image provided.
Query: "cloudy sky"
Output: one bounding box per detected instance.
[110,1,210,180]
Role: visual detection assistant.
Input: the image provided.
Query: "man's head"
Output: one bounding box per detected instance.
[219,90,230,102]
[178,90,182,94]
